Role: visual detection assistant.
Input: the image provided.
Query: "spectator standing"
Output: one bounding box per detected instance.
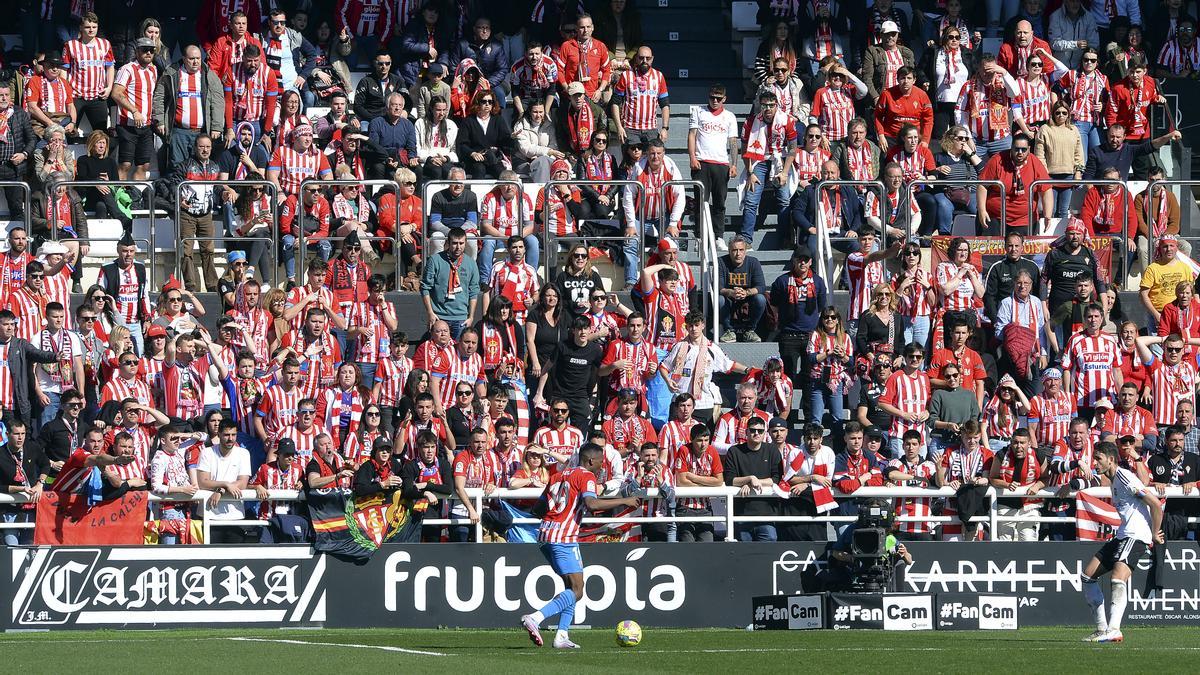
[557,13,612,104]
[260,9,320,107]
[421,227,479,338]
[977,134,1052,234]
[1084,123,1181,181]
[394,2,453,89]
[208,12,265,80]
[999,20,1053,76]
[717,238,766,343]
[222,45,280,145]
[862,21,916,107]
[1135,167,1190,274]
[874,67,934,152]
[1033,101,1085,219]
[62,13,115,137]
[877,342,932,458]
[335,0,395,68]
[111,39,159,182]
[810,64,868,146]
[611,46,669,149]
[152,46,225,174]
[478,172,538,284]
[994,269,1053,393]
[171,135,222,293]
[923,25,976,138]
[1149,425,1200,540]
[771,247,826,408]
[738,90,797,246]
[956,56,1020,163]
[450,17,510,108]
[756,56,809,124]
[672,425,724,542]
[1049,0,1099,69]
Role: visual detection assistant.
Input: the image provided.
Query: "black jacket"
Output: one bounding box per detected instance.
[38,416,86,472]
[723,442,783,516]
[983,256,1043,322]
[2,339,59,424]
[2,108,37,170]
[456,114,516,159]
[352,458,406,498]
[353,71,406,124]
[1148,452,1200,514]
[0,442,48,493]
[400,457,454,499]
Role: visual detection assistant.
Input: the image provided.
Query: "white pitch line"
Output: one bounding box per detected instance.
[597,646,1200,655]
[225,637,447,656]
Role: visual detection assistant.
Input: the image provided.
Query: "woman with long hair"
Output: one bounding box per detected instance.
[932,125,982,233]
[455,89,514,179]
[154,285,207,330]
[101,325,134,384]
[553,243,605,318]
[262,288,290,354]
[344,402,391,467]
[319,362,370,453]
[84,285,118,341]
[275,90,310,144]
[893,242,936,351]
[924,25,976,139]
[231,173,276,276]
[855,282,905,363]
[476,295,526,378]
[508,445,551,508]
[217,252,253,313]
[984,374,1031,454]
[753,20,798,85]
[808,307,853,434]
[75,130,132,233]
[139,327,168,389]
[577,130,618,218]
[525,284,565,382]
[395,368,431,426]
[1105,19,1148,80]
[414,95,458,182]
[1033,100,1084,218]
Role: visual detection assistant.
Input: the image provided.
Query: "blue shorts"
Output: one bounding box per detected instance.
[540,543,584,575]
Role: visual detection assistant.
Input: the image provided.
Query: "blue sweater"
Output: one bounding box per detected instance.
[420,251,480,322]
[368,115,418,160]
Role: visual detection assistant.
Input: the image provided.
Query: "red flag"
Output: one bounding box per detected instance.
[34,491,149,545]
[1075,491,1120,541]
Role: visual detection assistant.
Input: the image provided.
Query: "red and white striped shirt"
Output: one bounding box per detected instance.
[489,262,539,324]
[1050,436,1094,487]
[613,67,668,131]
[0,251,31,300]
[628,161,685,229]
[890,146,935,183]
[807,331,853,385]
[5,287,44,341]
[538,466,597,543]
[623,461,674,517]
[275,424,320,460]
[107,424,155,464]
[227,307,271,365]
[743,369,793,419]
[659,418,700,466]
[225,63,279,123]
[268,145,332,196]
[285,285,334,332]
[879,369,931,442]
[1060,69,1108,124]
[454,449,499,489]
[846,250,885,320]
[101,375,153,408]
[99,264,148,325]
[956,78,1014,143]
[535,185,582,238]
[396,417,452,460]
[888,456,938,533]
[1157,39,1200,76]
[346,300,396,364]
[713,409,771,452]
[792,146,831,185]
[481,191,533,238]
[881,47,905,88]
[175,70,206,129]
[42,266,71,332]
[1061,331,1123,407]
[1148,358,1198,426]
[533,424,585,466]
[811,85,856,140]
[1015,77,1053,126]
[843,142,876,182]
[139,355,164,391]
[250,460,304,518]
[672,445,723,510]
[374,354,412,407]
[1102,405,1156,439]
[27,75,72,116]
[113,62,157,125]
[62,37,114,100]
[337,0,396,41]
[602,338,658,395]
[437,352,485,412]
[894,267,933,319]
[109,454,147,482]
[740,110,796,163]
[318,386,366,449]
[601,414,656,456]
[936,261,978,312]
[257,384,303,438]
[1028,389,1076,446]
[984,395,1021,440]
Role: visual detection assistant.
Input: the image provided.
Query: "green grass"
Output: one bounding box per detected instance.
[1,626,1193,673]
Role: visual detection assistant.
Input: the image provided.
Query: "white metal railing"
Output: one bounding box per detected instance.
[3,485,1195,544]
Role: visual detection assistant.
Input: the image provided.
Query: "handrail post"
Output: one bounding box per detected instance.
[474,492,484,542]
[1029,177,1130,285]
[724,489,736,542]
[0,181,32,232]
[59,179,156,289]
[988,487,999,541]
[177,179,280,288]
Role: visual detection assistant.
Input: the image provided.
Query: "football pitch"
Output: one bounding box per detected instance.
[2,626,1197,672]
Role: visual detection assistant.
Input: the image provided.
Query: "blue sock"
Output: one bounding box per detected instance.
[556,590,577,632]
[537,589,575,622]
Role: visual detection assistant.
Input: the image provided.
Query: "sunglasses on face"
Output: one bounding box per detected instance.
[79,314,96,321]
[121,360,138,366]
[572,253,588,259]
[271,19,287,25]
[955,136,969,141]
[457,390,473,396]
[904,249,921,256]
[1012,146,1030,153]
[366,411,381,416]
[747,428,766,435]
[299,409,317,415]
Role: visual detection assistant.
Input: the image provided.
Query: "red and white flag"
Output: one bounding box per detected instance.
[1075,491,1120,541]
[776,448,838,514]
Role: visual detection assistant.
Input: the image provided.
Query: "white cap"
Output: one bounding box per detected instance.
[880,20,901,35]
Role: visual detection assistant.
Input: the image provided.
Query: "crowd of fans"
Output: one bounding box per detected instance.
[0,0,1196,545]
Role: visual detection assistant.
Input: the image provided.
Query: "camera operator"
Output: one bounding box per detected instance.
[819,498,915,592]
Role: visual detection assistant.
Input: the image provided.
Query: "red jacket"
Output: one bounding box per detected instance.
[209,33,264,81]
[279,194,331,238]
[197,0,264,52]
[874,85,934,142]
[1079,187,1137,236]
[1105,76,1159,139]
[996,37,1052,76]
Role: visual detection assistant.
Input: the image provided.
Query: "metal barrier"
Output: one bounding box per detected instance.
[299,179,403,282]
[1029,178,1133,281]
[54,179,156,289]
[175,179,280,288]
[5,484,1190,544]
[696,198,720,336]
[1145,179,1200,259]
[812,180,885,301]
[0,180,32,230]
[538,178,643,283]
[906,178,1007,239]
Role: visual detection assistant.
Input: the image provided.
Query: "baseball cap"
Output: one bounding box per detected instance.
[37,241,68,256]
[880,20,901,34]
[276,438,298,457]
[864,426,886,441]
[135,37,157,50]
[768,417,788,430]
[146,324,167,339]
[657,237,679,253]
[566,81,586,96]
[793,246,814,261]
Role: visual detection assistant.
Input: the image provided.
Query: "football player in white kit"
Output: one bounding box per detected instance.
[1080,442,1165,643]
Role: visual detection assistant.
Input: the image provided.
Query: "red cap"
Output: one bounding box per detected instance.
[657,238,679,253]
[1065,218,1087,236]
[162,274,182,292]
[146,324,167,338]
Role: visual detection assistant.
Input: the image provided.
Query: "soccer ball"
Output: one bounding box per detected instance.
[615,620,642,647]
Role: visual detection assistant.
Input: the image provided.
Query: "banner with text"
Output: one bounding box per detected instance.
[931,236,1113,284]
[3,542,1200,630]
